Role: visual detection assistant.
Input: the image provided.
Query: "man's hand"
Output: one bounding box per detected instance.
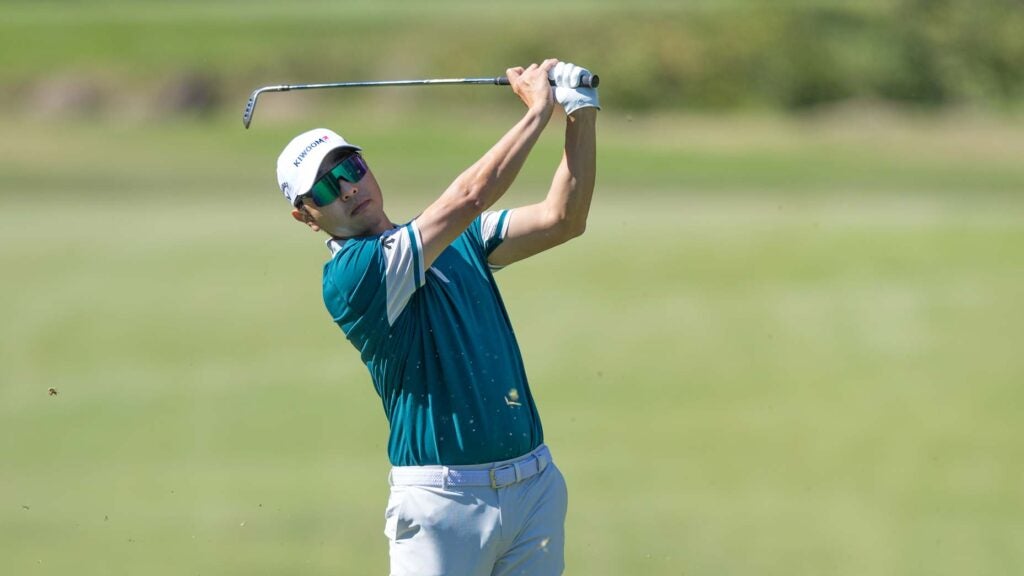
[507,59,558,115]
[549,62,600,116]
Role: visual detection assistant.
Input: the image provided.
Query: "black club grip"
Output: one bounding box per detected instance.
[495,72,600,88]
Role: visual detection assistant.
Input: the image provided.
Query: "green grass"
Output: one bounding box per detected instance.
[2,109,1023,575]
[4,3,1023,573]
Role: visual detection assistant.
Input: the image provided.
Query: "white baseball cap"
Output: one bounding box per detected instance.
[276,128,361,206]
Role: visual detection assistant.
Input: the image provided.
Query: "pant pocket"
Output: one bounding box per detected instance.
[383,488,406,541]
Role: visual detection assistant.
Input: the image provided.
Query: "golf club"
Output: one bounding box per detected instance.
[242,72,599,128]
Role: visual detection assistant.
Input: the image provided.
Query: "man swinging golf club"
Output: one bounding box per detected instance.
[274,59,598,575]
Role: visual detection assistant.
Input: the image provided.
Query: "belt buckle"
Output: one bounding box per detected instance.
[489,464,515,489]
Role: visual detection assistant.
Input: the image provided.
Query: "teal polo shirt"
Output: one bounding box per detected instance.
[322,210,543,466]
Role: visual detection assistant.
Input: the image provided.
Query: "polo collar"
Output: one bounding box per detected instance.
[325,237,347,257]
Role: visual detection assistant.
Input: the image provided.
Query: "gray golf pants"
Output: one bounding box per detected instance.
[385,444,568,576]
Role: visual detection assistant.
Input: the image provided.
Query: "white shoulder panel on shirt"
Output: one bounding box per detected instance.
[383,222,425,325]
[480,209,510,245]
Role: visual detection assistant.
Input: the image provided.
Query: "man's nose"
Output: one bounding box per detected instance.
[339,180,358,201]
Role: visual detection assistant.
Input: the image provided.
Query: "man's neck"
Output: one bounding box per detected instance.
[329,217,397,242]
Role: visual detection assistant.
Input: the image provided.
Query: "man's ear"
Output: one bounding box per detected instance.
[291,207,321,232]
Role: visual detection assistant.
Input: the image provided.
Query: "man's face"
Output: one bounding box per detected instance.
[292,152,387,238]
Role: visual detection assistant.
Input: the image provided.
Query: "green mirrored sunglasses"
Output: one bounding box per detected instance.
[300,154,368,207]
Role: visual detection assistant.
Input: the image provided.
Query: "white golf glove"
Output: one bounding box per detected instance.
[549,61,600,116]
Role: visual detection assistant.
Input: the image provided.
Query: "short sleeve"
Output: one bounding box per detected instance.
[382,221,426,325]
[323,221,427,331]
[479,210,511,269]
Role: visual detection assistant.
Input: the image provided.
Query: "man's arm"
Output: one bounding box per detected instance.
[415,60,558,270]
[487,107,597,267]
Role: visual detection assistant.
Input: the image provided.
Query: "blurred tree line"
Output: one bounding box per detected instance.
[235,0,1024,113]
[498,0,1024,111]
[3,0,1022,116]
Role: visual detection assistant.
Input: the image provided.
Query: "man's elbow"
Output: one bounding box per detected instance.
[567,218,587,239]
[552,216,587,244]
[448,178,491,214]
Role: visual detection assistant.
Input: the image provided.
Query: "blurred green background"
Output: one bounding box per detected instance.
[2,1,1022,575]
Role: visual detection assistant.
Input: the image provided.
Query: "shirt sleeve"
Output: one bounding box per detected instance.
[323,222,426,332]
[479,209,511,270]
[322,237,383,331]
[382,221,426,325]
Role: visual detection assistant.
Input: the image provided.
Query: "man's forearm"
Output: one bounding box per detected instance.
[549,109,597,235]
[457,105,553,210]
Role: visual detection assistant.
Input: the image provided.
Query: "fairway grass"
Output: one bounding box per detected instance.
[2,112,1023,575]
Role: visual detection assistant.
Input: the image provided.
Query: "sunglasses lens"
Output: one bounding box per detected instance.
[332,154,367,183]
[305,154,367,207]
[308,179,340,207]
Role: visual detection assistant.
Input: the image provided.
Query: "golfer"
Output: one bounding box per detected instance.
[274,59,598,575]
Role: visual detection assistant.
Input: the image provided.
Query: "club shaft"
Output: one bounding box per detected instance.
[272,78,501,90]
[243,73,600,128]
[265,73,597,91]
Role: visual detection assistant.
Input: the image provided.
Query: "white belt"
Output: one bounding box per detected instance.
[389,445,551,489]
